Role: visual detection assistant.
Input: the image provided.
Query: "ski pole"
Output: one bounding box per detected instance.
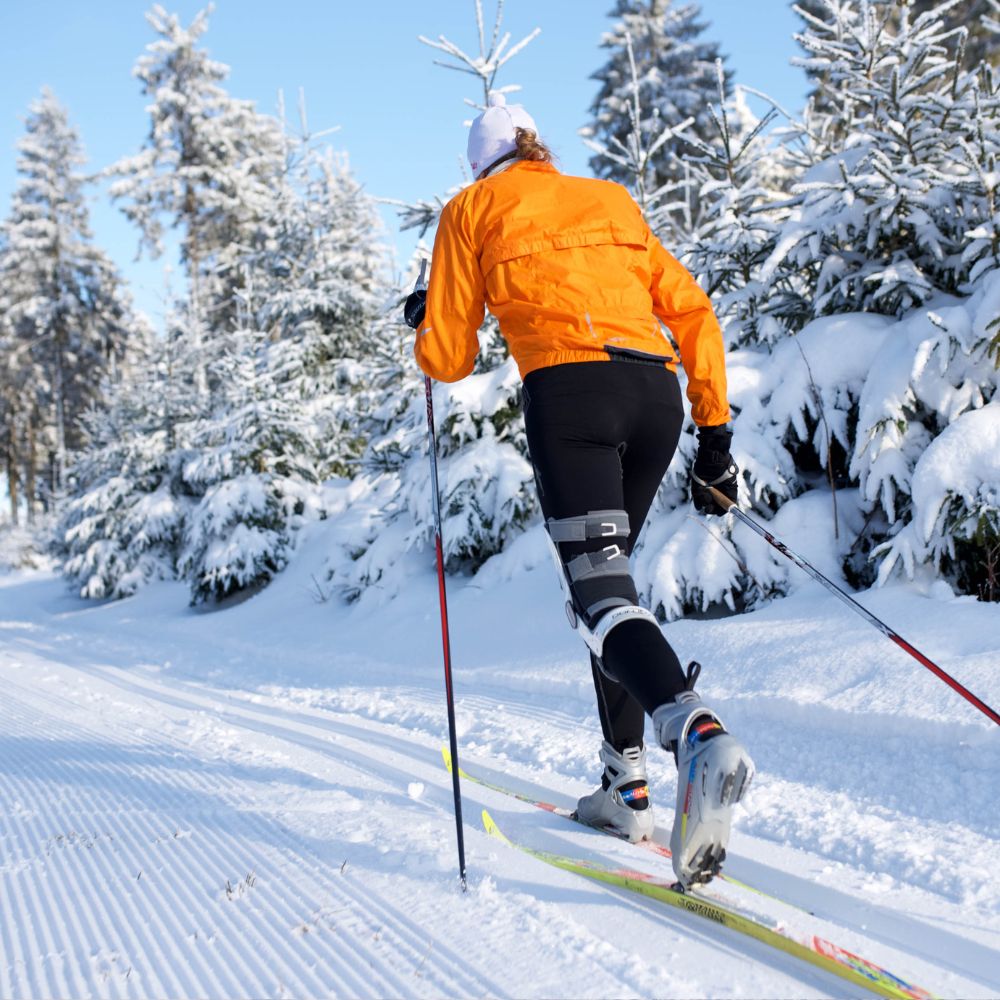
[709,486,1000,727]
[418,259,468,889]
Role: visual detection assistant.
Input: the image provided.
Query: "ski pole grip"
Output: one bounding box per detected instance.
[416,258,429,291]
[708,486,737,513]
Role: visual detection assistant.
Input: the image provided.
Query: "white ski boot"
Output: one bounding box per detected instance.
[652,668,754,887]
[575,741,654,843]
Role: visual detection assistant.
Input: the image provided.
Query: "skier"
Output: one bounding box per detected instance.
[404,94,754,887]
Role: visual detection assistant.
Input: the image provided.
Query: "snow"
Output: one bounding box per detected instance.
[1,508,998,998]
[909,402,1000,543]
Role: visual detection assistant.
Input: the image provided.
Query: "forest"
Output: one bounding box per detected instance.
[1,0,998,612]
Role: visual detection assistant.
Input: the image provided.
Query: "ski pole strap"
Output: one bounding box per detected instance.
[696,468,738,489]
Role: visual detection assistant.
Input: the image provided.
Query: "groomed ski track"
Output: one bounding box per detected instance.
[1,533,998,998]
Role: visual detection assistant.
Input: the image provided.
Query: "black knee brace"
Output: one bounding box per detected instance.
[545,509,660,661]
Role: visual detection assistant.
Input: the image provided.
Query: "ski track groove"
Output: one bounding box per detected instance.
[110,805,301,998]
[151,805,392,1000]
[0,866,27,1000]
[119,742,494,995]
[93,662,1000,917]
[0,716,119,999]
[0,666,493,998]
[261,686,1000,991]
[0,703,223,998]
[256,680,995,916]
[1,687,335,998]
[288,678,1000,905]
[10,810,73,999]
[78,676,507,996]
[26,812,142,1000]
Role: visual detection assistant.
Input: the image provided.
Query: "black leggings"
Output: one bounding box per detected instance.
[523,360,687,751]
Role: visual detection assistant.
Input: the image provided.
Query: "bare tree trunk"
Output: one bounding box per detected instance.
[25,418,36,525]
[184,182,209,403]
[53,345,67,496]
[6,445,19,526]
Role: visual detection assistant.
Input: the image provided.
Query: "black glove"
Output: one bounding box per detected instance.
[403,289,426,329]
[691,424,738,516]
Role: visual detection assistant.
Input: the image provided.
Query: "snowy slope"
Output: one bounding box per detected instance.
[1,513,998,999]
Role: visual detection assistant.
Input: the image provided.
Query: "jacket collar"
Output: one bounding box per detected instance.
[480,158,560,181]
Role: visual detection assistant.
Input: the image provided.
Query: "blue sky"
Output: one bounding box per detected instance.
[0,1,810,328]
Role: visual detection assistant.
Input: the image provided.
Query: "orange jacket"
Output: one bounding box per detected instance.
[414,160,730,427]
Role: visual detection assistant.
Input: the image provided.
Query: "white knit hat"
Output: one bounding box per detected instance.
[467,93,538,178]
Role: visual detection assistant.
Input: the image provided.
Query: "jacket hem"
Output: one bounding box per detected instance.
[516,350,678,379]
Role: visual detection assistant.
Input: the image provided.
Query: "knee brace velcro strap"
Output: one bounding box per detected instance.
[585,596,634,620]
[565,545,629,583]
[546,510,630,544]
[580,604,660,660]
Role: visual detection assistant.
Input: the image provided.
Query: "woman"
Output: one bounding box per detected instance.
[404,94,753,888]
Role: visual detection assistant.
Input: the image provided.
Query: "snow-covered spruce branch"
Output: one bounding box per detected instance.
[418,0,540,106]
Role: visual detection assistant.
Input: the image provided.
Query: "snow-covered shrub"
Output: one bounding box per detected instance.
[852,272,1000,592]
[62,467,186,600]
[873,402,1000,600]
[633,312,893,617]
[179,475,303,603]
[59,350,189,599]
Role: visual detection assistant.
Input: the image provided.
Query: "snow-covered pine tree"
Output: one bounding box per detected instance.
[776,0,999,318]
[246,110,387,478]
[108,4,285,392]
[672,65,788,349]
[797,0,1000,83]
[59,330,192,598]
[0,286,32,524]
[583,29,697,237]
[0,90,138,517]
[339,2,541,601]
[910,0,998,69]
[177,304,323,605]
[585,0,732,242]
